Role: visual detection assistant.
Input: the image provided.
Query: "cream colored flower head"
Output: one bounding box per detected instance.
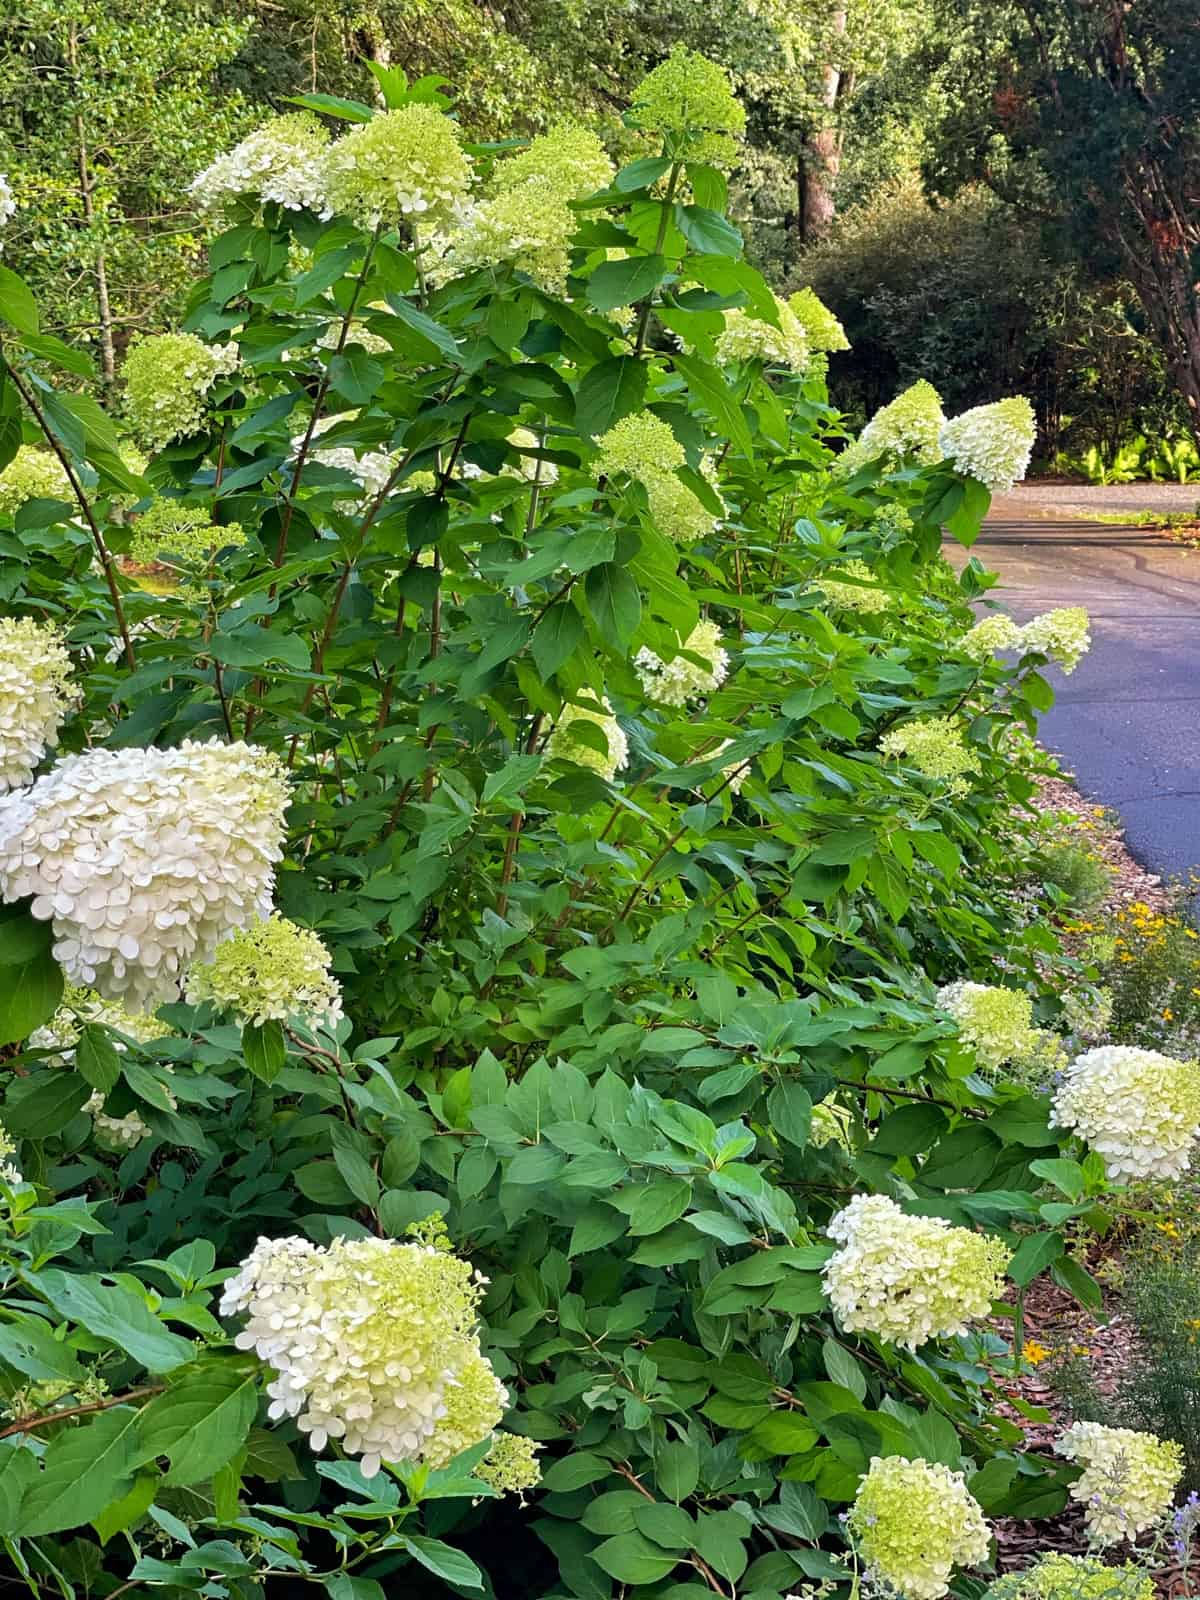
[0,739,289,1012]
[635,619,728,707]
[939,396,1036,493]
[879,716,980,788]
[960,612,1023,660]
[819,558,889,614]
[1052,1044,1200,1182]
[1019,607,1090,674]
[715,297,809,373]
[824,1193,1009,1349]
[190,112,333,216]
[936,980,1037,1072]
[221,1232,498,1479]
[0,446,72,519]
[1056,1422,1183,1545]
[0,618,75,792]
[837,380,946,476]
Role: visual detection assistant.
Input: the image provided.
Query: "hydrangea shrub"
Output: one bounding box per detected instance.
[0,56,1148,1600]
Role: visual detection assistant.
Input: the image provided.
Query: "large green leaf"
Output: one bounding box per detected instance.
[19,1406,142,1536]
[29,1270,195,1373]
[135,1362,260,1485]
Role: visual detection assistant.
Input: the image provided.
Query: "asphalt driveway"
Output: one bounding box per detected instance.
[945,492,1200,880]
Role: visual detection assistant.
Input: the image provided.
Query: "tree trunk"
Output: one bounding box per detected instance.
[1116,176,1200,452]
[798,8,847,244]
[67,23,116,387]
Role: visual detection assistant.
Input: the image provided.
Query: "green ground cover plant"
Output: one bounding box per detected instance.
[0,54,1193,1600]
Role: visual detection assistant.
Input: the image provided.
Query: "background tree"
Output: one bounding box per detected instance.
[0,0,250,381]
[922,0,1200,446]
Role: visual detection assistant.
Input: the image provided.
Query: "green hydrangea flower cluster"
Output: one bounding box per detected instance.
[1056,1422,1183,1545]
[961,612,1023,660]
[715,297,809,373]
[126,500,245,574]
[492,124,614,199]
[422,1346,508,1470]
[837,379,946,476]
[879,716,981,790]
[847,1455,991,1600]
[324,104,473,232]
[477,1431,542,1495]
[936,980,1038,1072]
[788,287,849,354]
[122,332,240,453]
[546,697,629,782]
[1020,606,1091,674]
[0,445,72,517]
[985,1553,1152,1600]
[595,411,717,544]
[30,985,171,1066]
[818,558,890,614]
[630,45,746,167]
[185,914,342,1030]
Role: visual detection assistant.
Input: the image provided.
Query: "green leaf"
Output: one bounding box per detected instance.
[574,356,648,439]
[586,255,667,312]
[532,604,584,679]
[331,1141,381,1208]
[18,333,95,380]
[135,1362,259,1486]
[482,753,542,807]
[282,92,374,122]
[0,904,62,1045]
[20,1405,141,1535]
[5,1073,89,1139]
[585,562,642,647]
[92,1471,159,1544]
[1051,1255,1103,1311]
[822,1340,867,1401]
[30,1269,194,1374]
[614,158,672,193]
[671,351,753,458]
[1008,1230,1064,1287]
[591,1532,679,1584]
[0,266,40,335]
[386,296,462,362]
[657,1439,700,1502]
[401,1535,484,1589]
[1029,1157,1085,1201]
[675,205,743,258]
[0,1447,37,1536]
[243,1021,287,1084]
[76,1026,122,1094]
[768,1082,812,1149]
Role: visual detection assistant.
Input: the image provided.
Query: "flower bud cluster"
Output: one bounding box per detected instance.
[324,105,473,232]
[630,46,745,167]
[595,412,716,544]
[788,288,849,354]
[30,985,171,1065]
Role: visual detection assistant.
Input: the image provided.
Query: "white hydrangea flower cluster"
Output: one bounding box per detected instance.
[594,412,717,545]
[939,397,1036,493]
[824,1193,1009,1349]
[837,380,946,476]
[190,113,333,216]
[1051,1044,1200,1181]
[936,980,1038,1072]
[1055,1422,1183,1546]
[0,1122,22,1187]
[324,105,473,232]
[293,416,397,503]
[635,619,728,707]
[1020,607,1091,674]
[30,984,171,1065]
[221,1232,505,1479]
[960,613,1023,660]
[818,558,889,614]
[88,1101,154,1153]
[122,333,240,453]
[847,1455,991,1600]
[715,296,809,373]
[0,739,289,1012]
[0,618,75,792]
[546,697,629,782]
[0,446,72,518]
[0,175,15,232]
[186,914,342,1030]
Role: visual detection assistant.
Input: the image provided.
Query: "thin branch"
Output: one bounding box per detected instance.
[0,1385,162,1440]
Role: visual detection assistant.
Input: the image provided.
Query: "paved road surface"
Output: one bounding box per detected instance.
[945,494,1200,879]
